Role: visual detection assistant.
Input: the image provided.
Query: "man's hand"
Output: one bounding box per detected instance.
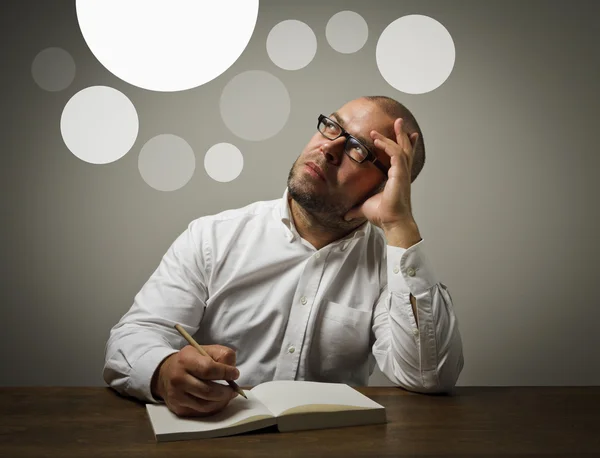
[151,344,240,417]
[344,118,422,248]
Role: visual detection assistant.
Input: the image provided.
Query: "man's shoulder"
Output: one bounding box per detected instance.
[189,195,282,228]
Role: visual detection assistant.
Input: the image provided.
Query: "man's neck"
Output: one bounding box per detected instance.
[289,198,360,250]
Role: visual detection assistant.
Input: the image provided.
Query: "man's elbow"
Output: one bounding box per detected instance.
[399,351,464,395]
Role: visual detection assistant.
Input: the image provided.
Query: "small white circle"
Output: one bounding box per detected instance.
[315,252,321,259]
[300,296,307,305]
[266,20,317,70]
[220,70,291,141]
[60,86,139,164]
[326,11,368,54]
[407,267,416,277]
[393,266,400,274]
[288,346,296,354]
[31,47,76,92]
[204,143,244,183]
[75,0,259,92]
[376,15,455,94]
[139,134,195,191]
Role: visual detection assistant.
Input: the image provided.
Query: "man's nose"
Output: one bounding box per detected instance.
[320,137,346,165]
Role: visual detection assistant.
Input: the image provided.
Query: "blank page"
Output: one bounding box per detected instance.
[250,381,384,417]
[146,390,274,439]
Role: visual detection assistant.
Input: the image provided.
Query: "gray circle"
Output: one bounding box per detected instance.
[32,47,76,91]
[138,134,196,191]
[266,20,317,70]
[326,11,369,54]
[220,70,290,141]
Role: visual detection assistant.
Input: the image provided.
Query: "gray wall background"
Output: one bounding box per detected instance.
[1,0,599,387]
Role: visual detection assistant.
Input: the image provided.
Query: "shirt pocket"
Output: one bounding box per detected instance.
[309,300,372,380]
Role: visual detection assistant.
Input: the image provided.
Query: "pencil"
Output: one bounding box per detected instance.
[174,324,247,399]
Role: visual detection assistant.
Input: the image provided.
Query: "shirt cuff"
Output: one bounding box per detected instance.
[129,346,179,403]
[387,239,438,296]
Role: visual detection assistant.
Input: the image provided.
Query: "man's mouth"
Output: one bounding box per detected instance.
[305,161,326,181]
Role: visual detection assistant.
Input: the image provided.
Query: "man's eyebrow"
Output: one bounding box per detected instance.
[329,112,377,152]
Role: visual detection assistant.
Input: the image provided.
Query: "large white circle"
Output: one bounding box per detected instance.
[266,20,317,70]
[75,0,259,92]
[220,70,290,141]
[376,15,455,94]
[326,11,368,54]
[204,143,244,182]
[60,86,139,164]
[138,134,196,191]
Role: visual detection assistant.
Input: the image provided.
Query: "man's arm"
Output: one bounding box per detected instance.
[370,238,464,394]
[103,221,209,402]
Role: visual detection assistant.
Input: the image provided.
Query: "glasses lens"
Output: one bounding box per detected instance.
[345,137,368,162]
[318,117,342,139]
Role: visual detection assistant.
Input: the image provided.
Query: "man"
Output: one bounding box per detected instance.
[103,95,464,417]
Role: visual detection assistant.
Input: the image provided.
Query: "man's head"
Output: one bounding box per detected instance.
[287,96,425,226]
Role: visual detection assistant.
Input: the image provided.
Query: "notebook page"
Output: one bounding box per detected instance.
[250,381,383,417]
[146,390,274,436]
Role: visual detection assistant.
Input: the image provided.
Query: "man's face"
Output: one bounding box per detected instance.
[287,98,395,218]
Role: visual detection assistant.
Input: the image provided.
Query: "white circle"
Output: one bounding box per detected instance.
[326,11,368,54]
[138,134,196,191]
[204,143,244,183]
[220,70,290,141]
[266,20,317,70]
[31,47,76,92]
[75,0,259,92]
[376,15,455,94]
[60,86,139,164]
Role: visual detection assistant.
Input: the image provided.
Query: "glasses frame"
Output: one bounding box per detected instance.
[317,114,389,175]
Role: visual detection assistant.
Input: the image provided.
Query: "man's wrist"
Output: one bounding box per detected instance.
[383,219,422,249]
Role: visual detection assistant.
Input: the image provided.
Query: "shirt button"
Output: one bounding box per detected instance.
[393,266,400,274]
[407,267,416,277]
[315,252,321,259]
[300,296,307,305]
[288,346,296,354]
[412,328,419,336]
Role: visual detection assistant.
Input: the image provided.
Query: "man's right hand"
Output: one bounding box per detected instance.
[151,344,240,417]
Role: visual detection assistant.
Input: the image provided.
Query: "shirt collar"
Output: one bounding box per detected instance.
[278,187,371,244]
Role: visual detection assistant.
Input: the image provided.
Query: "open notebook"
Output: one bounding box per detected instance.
[146,380,386,442]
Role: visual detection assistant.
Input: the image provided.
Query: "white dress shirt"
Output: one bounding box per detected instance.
[103,189,464,402]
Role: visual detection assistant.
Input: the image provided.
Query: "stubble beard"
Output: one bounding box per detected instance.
[286,160,353,230]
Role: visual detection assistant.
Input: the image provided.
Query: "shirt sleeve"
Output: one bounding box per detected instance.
[370,239,464,393]
[102,220,210,403]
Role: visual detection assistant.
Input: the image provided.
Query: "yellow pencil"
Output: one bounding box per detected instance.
[174,324,247,399]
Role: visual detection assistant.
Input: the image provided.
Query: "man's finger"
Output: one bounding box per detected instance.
[394,118,413,153]
[203,344,237,366]
[187,355,240,381]
[371,131,401,159]
[184,376,236,402]
[344,205,365,222]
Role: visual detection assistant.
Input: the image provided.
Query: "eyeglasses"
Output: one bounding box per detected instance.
[317,114,389,175]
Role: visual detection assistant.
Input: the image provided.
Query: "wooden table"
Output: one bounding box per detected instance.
[1,387,599,457]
